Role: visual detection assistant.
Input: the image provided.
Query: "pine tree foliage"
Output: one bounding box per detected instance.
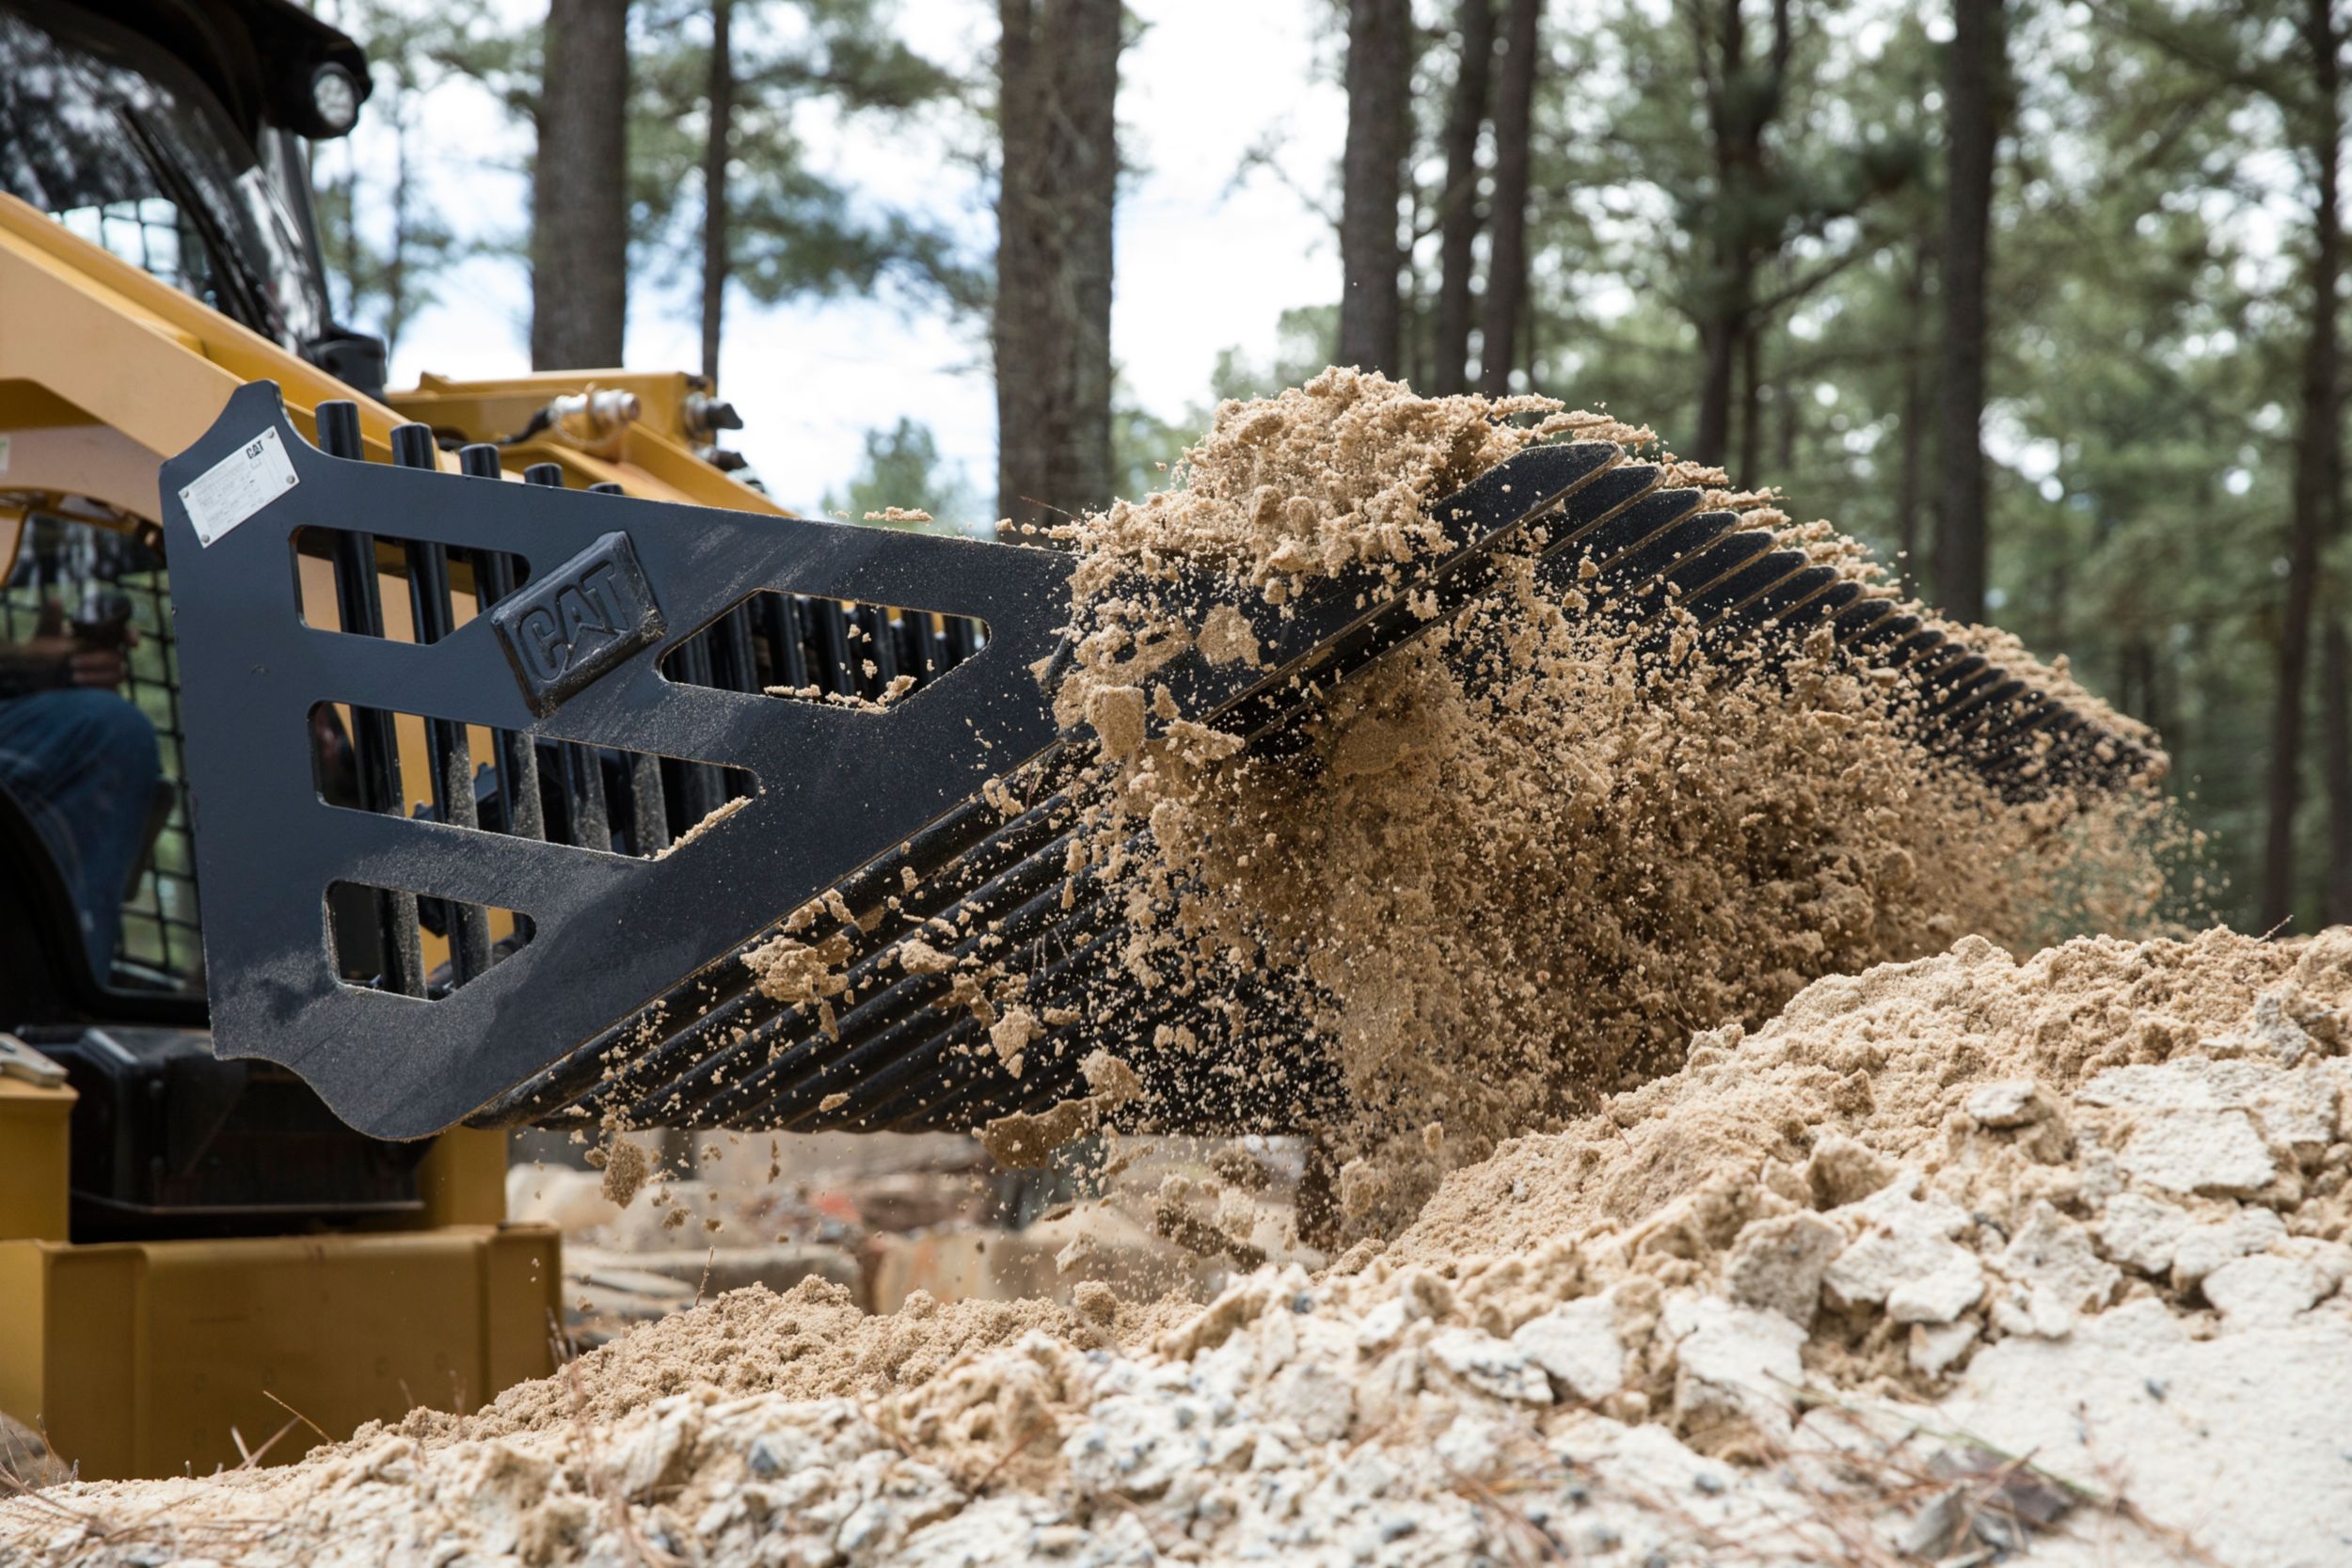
[628,0,978,333]
[312,0,521,357]
[819,418,979,532]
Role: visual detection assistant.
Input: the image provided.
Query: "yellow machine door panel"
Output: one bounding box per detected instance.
[0,1227,558,1481]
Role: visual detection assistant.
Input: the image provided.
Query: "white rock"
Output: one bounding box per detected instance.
[2249,1069,2339,1161]
[1824,1184,1984,1326]
[1841,1167,1961,1229]
[1965,1079,2048,1129]
[1354,1296,1410,1352]
[1661,1292,1804,1443]
[1512,1294,1627,1402]
[2278,1235,2352,1292]
[1428,1327,1551,1404]
[1260,1357,1355,1443]
[2201,1255,2328,1327]
[2117,1109,2276,1196]
[1987,1279,2080,1340]
[1064,1393,1214,1500]
[1433,1413,1513,1476]
[2254,984,2324,1065]
[2085,1055,2337,1171]
[1723,1211,1843,1328]
[1886,1252,1989,1325]
[1908,1318,1979,1378]
[2080,1057,2243,1112]
[1947,1297,2352,1568]
[2205,984,2322,1067]
[2171,1206,2286,1290]
[2096,1190,2190,1275]
[1997,1201,2121,1318]
[1352,1339,1428,1431]
[2321,1057,2352,1130]
[2079,1145,2127,1207]
[610,1398,700,1499]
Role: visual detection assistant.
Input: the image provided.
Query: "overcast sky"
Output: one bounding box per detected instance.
[370,0,1348,523]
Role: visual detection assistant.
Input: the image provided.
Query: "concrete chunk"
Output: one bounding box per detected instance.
[1909,1319,1979,1378]
[2170,1207,2286,1291]
[1723,1212,1843,1328]
[1512,1295,1627,1402]
[2117,1109,2276,1196]
[1662,1292,1805,1450]
[2201,1255,2327,1328]
[1966,1080,2051,1129]
[1824,1184,1984,1326]
[1997,1201,2120,1319]
[2204,985,2323,1068]
[1945,1298,2352,1568]
[2096,1191,2189,1275]
[1429,1327,1551,1404]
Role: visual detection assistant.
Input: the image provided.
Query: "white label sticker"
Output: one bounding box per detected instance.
[180,426,299,546]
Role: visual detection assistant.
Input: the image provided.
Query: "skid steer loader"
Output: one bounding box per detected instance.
[0,0,2150,1483]
[0,0,780,1481]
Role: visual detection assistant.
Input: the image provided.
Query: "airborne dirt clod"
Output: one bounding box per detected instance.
[17,374,2330,1568]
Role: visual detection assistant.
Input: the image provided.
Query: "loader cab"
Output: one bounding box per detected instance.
[0,0,375,377]
[0,0,377,1014]
[0,0,444,1237]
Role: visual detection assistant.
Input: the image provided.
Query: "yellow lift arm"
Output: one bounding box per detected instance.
[0,191,786,555]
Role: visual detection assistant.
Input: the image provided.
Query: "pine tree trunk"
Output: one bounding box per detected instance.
[1339,0,1411,374]
[2324,13,2352,927]
[994,0,1120,532]
[531,0,631,371]
[2323,620,2352,922]
[1687,0,1785,468]
[1895,250,1928,596]
[699,0,734,385]
[1478,0,1538,396]
[1777,338,1799,470]
[1736,318,1763,483]
[2125,639,2164,740]
[1432,0,1495,396]
[1933,0,2000,626]
[1692,313,1737,467]
[2260,0,2342,932]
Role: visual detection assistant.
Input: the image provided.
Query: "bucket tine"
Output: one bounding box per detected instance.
[313,401,423,996]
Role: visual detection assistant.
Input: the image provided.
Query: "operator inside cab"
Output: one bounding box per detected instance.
[0,605,159,978]
[0,0,376,993]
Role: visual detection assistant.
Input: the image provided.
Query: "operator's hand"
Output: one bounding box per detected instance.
[24,600,131,689]
[14,635,125,688]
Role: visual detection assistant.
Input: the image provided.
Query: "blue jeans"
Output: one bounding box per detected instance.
[0,689,160,980]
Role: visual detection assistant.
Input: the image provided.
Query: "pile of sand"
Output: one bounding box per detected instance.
[11,927,2345,1566]
[347,1283,1108,1446]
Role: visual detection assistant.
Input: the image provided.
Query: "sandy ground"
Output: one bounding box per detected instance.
[8,927,2346,1566]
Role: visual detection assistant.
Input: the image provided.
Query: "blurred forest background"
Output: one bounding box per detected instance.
[310,0,2350,936]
